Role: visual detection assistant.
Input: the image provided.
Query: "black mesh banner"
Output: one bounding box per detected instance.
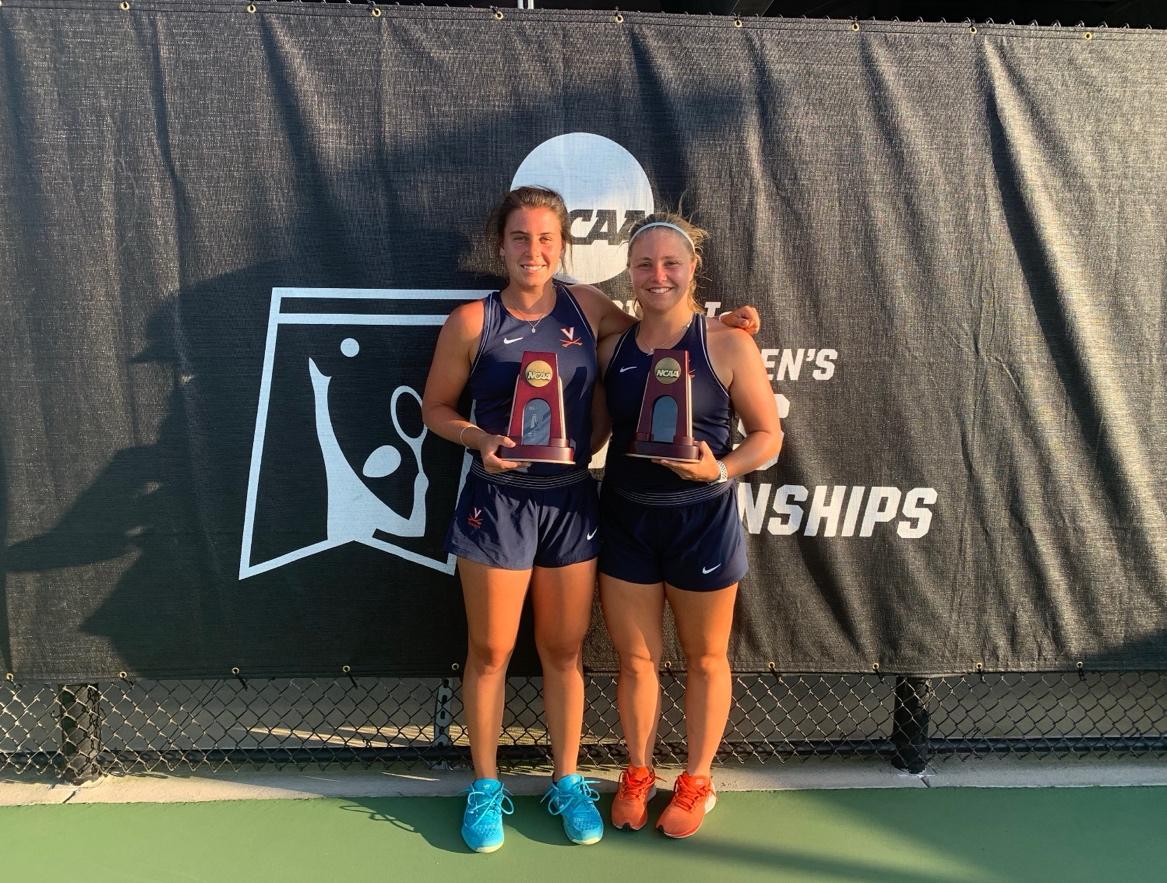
[2,4,1165,678]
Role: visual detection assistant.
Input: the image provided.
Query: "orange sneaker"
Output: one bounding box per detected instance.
[656,772,717,839]
[610,765,658,831]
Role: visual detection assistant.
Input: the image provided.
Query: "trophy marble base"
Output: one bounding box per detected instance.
[629,438,700,462]
[509,441,575,464]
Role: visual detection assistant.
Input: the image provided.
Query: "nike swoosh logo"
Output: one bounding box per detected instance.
[702,563,722,574]
[587,528,598,541]
[503,336,524,344]
[619,366,637,373]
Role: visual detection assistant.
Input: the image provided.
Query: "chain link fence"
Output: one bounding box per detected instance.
[3,671,1166,784]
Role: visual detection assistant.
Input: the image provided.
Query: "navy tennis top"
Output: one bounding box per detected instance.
[602,317,732,498]
[467,283,597,476]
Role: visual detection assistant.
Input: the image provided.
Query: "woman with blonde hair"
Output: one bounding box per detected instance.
[598,212,782,838]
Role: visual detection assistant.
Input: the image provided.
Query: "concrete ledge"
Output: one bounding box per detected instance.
[3,755,1166,806]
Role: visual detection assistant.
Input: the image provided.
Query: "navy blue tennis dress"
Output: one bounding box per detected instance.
[599,317,747,591]
[445,283,600,570]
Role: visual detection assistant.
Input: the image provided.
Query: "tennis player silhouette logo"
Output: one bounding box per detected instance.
[240,287,488,579]
[308,355,428,540]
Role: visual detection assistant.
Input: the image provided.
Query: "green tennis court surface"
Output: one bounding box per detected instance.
[2,787,1163,882]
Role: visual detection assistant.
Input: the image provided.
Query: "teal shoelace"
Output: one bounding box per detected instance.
[541,778,601,818]
[465,784,514,826]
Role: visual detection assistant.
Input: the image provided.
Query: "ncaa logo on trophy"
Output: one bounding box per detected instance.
[239,288,489,579]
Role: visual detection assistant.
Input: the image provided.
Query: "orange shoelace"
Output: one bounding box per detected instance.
[670,774,711,812]
[617,767,658,800]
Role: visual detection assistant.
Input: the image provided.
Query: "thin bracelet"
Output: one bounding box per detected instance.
[458,424,480,447]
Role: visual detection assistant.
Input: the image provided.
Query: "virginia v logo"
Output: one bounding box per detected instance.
[239,288,489,579]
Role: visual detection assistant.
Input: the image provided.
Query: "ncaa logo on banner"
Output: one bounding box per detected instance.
[239,288,487,580]
[512,133,654,284]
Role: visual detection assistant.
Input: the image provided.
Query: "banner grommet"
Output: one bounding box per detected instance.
[614,12,624,23]
[119,1,130,10]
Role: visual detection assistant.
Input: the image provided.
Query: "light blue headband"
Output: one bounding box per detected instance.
[628,221,697,254]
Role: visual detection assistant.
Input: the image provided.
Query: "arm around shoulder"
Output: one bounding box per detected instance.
[596,327,621,377]
[569,282,635,341]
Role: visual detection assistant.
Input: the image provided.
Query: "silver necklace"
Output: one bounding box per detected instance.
[637,313,695,352]
[508,290,554,333]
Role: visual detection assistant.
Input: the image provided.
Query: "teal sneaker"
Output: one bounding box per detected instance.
[541,774,604,845]
[461,778,514,853]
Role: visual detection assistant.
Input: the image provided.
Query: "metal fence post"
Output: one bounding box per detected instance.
[891,676,931,773]
[432,677,454,747]
[57,683,102,784]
